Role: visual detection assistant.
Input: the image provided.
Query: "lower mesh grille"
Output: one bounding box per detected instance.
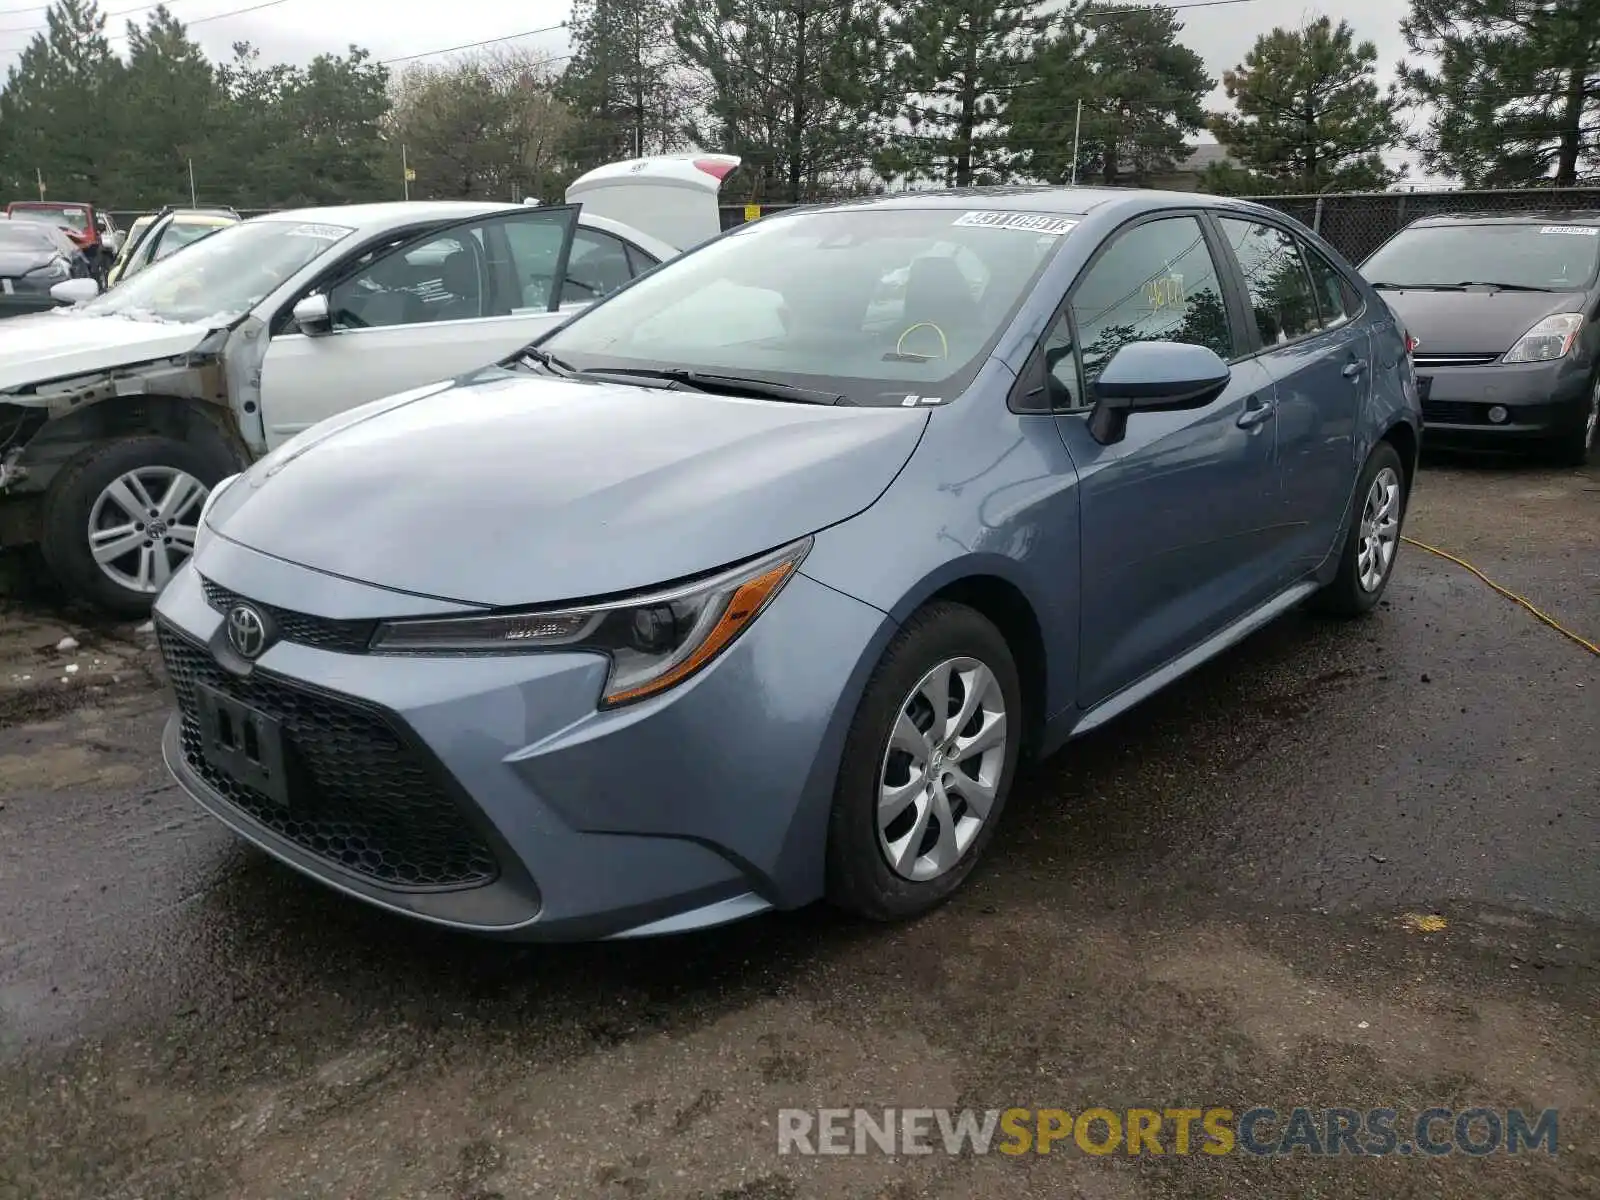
[159,622,498,890]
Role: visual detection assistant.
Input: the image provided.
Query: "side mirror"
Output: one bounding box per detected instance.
[50,278,100,305]
[1087,341,1231,445]
[293,293,332,336]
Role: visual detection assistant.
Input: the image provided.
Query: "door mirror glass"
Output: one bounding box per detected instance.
[293,292,332,335]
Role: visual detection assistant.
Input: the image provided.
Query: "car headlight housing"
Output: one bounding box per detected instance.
[1503,313,1583,363]
[370,538,812,707]
[25,257,69,279]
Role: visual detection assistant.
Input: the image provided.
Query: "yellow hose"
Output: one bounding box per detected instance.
[1402,536,1600,657]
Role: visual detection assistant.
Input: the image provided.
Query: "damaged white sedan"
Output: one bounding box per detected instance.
[0,154,738,613]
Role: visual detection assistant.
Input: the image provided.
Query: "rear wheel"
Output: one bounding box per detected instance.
[826,602,1022,922]
[40,435,232,616]
[1311,441,1407,618]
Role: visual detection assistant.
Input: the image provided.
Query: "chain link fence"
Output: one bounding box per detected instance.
[719,187,1600,267]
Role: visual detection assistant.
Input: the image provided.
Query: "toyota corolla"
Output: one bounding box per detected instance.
[154,189,1420,940]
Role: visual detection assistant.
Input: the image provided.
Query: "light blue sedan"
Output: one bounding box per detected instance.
[154,188,1422,940]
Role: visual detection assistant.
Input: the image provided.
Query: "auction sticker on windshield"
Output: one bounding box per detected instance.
[285,223,354,240]
[954,211,1079,236]
[1538,226,1599,236]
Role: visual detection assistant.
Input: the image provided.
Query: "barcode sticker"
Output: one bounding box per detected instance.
[1538,225,1598,236]
[954,211,1078,235]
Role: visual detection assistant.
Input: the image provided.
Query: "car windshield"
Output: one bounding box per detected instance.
[12,205,89,232]
[76,218,354,324]
[540,205,1076,405]
[0,223,54,250]
[1363,223,1600,290]
[154,219,232,261]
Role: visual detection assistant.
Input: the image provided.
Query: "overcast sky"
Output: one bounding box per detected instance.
[0,0,1416,170]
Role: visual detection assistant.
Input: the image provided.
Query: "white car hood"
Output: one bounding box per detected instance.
[0,310,215,397]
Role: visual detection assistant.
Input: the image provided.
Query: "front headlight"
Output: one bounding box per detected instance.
[25,257,69,279]
[1503,313,1583,363]
[370,538,812,707]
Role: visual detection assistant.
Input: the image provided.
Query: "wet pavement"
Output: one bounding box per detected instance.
[0,456,1596,1199]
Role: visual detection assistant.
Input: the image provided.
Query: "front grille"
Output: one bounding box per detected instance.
[159,622,498,890]
[1422,400,1483,425]
[200,577,376,654]
[1413,353,1500,368]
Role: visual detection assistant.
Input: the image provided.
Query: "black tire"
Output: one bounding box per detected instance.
[1311,440,1408,618]
[1548,380,1598,468]
[40,435,235,617]
[826,601,1023,922]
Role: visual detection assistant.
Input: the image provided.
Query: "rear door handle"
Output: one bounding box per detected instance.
[1237,393,1276,429]
[1343,359,1366,379]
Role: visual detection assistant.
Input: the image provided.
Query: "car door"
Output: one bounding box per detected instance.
[553,224,646,312]
[1216,217,1368,574]
[255,205,580,449]
[1044,212,1284,706]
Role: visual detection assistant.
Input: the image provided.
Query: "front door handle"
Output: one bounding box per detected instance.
[1343,359,1366,379]
[1237,394,1276,429]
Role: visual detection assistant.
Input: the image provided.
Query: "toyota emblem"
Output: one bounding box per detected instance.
[226,604,269,659]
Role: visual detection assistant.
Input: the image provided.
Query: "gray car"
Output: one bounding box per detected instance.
[154,188,1421,941]
[1361,210,1600,465]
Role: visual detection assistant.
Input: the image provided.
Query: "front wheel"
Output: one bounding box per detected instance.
[40,435,233,616]
[1311,441,1408,618]
[826,602,1023,922]
[1549,378,1598,467]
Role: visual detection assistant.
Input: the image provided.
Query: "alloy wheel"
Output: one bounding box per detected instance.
[877,656,1009,882]
[1357,465,1402,593]
[86,466,209,594]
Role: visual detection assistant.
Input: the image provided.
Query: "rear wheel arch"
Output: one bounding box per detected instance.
[1379,418,1419,495]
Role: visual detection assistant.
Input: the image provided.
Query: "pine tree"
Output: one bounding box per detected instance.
[118,6,224,208]
[1208,16,1405,194]
[0,0,124,200]
[561,0,684,169]
[1400,0,1600,187]
[883,0,1042,186]
[1007,2,1212,186]
[674,0,893,201]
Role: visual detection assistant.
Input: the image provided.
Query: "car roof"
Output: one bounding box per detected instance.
[248,200,529,236]
[1407,210,1600,227]
[243,199,677,258]
[771,185,1300,223]
[170,211,238,226]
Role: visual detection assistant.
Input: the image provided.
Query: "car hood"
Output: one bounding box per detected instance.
[210,370,929,607]
[1378,288,1587,356]
[0,309,215,395]
[0,250,51,276]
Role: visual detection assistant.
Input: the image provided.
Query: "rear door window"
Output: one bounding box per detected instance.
[1300,243,1358,329]
[1218,218,1321,345]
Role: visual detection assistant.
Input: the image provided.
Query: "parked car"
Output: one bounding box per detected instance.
[105,206,241,287]
[1361,210,1600,465]
[0,154,739,613]
[151,188,1420,942]
[6,201,120,278]
[0,219,97,315]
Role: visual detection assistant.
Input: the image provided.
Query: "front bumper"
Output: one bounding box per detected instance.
[152,540,890,941]
[1416,356,1592,446]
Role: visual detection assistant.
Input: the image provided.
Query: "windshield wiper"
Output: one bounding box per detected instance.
[1370,282,1464,291]
[1451,281,1553,292]
[578,367,851,406]
[515,347,577,376]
